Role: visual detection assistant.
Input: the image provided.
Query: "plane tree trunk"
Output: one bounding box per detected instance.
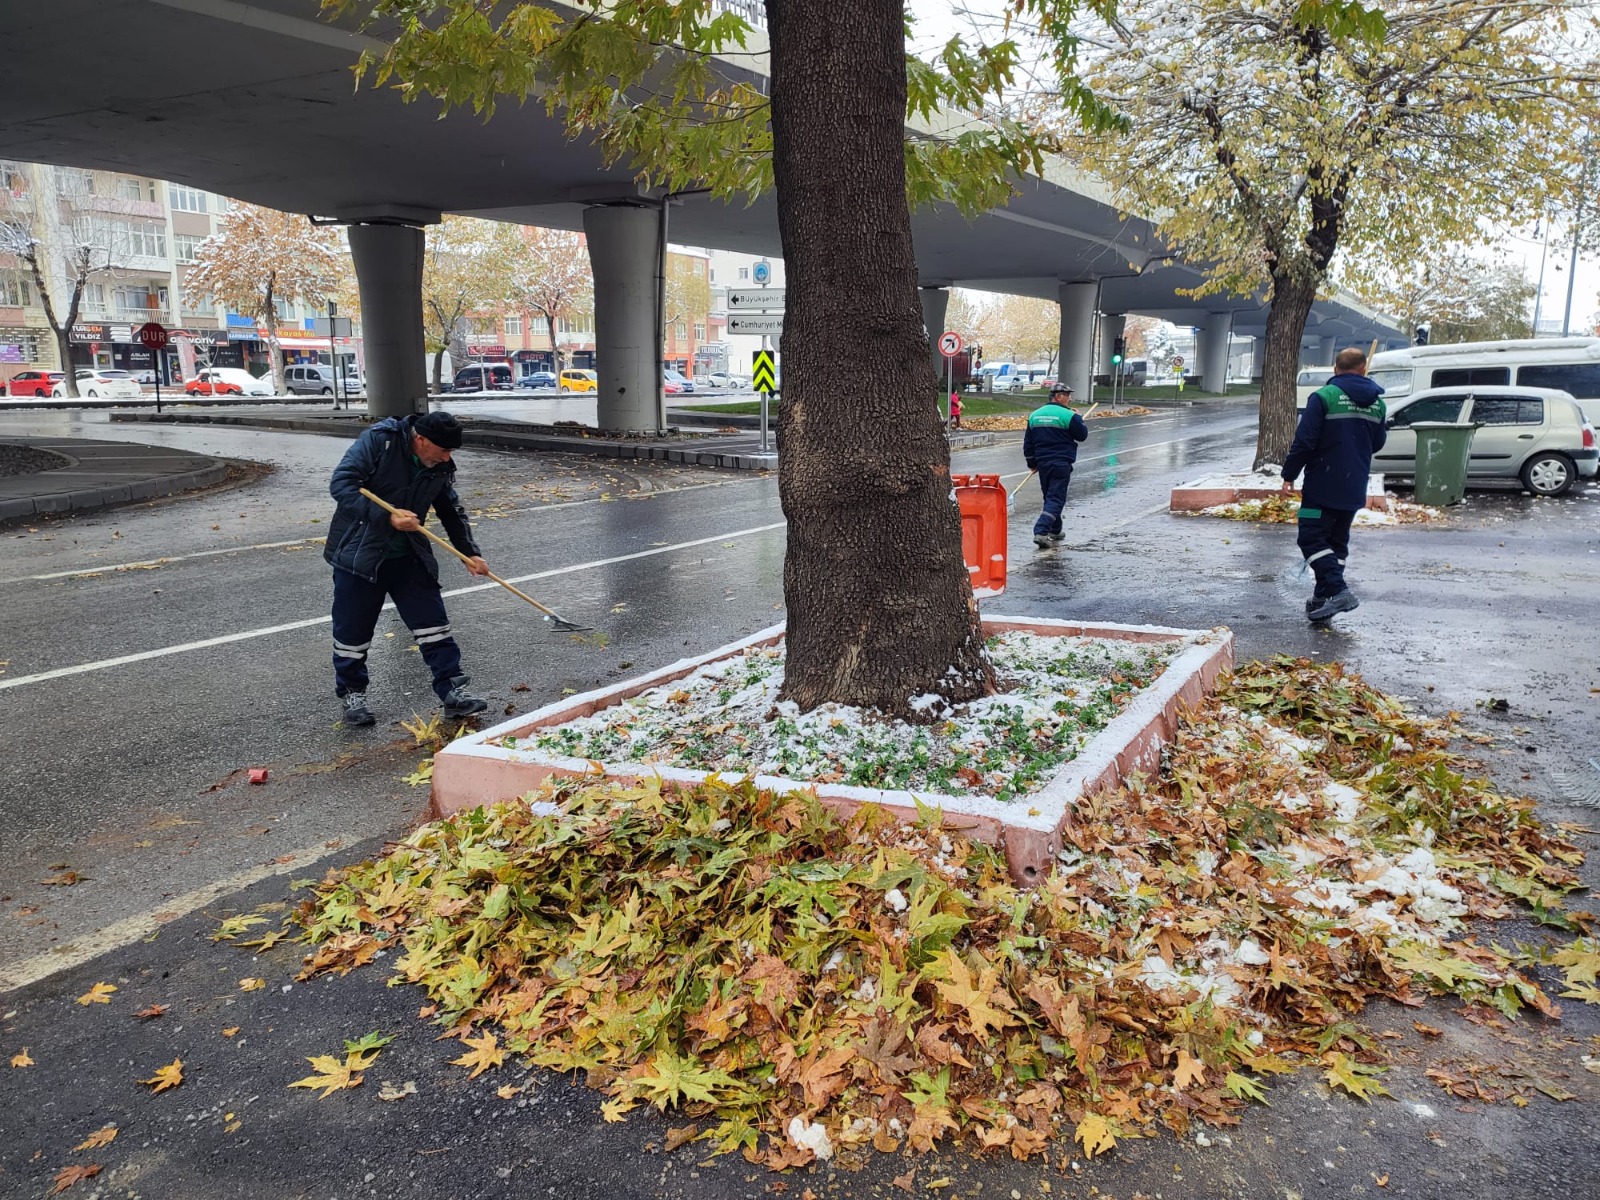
[768,0,994,718]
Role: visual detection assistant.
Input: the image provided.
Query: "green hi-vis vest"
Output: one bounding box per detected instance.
[1027,402,1077,428]
[1311,384,1386,425]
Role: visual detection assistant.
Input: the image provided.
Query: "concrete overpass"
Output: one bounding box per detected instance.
[0,0,1403,425]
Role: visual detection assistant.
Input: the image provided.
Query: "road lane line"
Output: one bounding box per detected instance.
[0,521,788,691]
[22,538,323,581]
[0,839,353,993]
[10,478,761,584]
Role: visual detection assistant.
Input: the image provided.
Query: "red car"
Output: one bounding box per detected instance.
[3,370,65,397]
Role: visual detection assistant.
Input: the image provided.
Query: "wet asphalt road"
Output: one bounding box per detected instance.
[1,403,1597,1200]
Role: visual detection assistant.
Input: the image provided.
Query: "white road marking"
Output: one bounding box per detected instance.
[9,478,758,585]
[0,839,351,993]
[22,538,322,581]
[0,521,788,691]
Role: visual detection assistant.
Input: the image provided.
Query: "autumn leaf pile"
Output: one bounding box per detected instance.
[295,658,1594,1170]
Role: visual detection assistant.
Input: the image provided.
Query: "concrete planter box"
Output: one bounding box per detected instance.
[1170,472,1388,512]
[431,617,1234,886]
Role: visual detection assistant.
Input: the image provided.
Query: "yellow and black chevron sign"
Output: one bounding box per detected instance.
[752,350,777,394]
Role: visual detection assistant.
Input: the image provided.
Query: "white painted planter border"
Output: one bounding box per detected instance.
[1170,472,1388,513]
[431,617,1234,885]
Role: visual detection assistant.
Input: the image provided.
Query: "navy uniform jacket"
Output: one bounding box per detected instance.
[1281,375,1387,511]
[1023,400,1089,469]
[324,415,481,583]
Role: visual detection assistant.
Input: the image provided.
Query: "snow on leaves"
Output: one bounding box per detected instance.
[294,658,1592,1169]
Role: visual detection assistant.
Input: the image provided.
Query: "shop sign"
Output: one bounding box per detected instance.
[70,323,108,343]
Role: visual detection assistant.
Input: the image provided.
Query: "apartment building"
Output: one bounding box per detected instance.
[0,161,332,388]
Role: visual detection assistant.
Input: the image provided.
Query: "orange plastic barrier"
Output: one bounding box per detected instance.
[952,473,1007,598]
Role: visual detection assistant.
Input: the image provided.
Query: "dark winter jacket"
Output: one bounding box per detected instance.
[1281,374,1388,511]
[325,416,481,583]
[1023,401,1089,469]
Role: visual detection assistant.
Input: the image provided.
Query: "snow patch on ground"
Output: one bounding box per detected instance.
[507,632,1178,803]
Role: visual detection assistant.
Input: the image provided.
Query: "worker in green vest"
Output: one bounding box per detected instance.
[1023,383,1090,549]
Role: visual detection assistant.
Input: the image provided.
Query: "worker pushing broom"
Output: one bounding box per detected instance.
[324,409,587,729]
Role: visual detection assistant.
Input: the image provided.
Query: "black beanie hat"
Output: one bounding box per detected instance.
[413,411,463,450]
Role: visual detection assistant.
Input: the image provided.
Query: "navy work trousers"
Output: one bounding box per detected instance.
[1032,465,1074,538]
[331,556,463,700]
[1296,507,1357,597]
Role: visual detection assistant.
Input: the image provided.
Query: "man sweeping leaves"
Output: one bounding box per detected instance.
[324,410,491,727]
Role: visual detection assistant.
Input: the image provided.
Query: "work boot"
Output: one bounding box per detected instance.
[1033,534,1053,550]
[1049,532,1065,545]
[441,676,488,718]
[1307,590,1359,621]
[341,692,375,727]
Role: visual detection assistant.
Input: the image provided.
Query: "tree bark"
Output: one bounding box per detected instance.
[544,311,561,373]
[263,277,286,396]
[768,0,994,718]
[1253,270,1320,469]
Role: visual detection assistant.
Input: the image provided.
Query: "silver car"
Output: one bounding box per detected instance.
[1374,385,1599,497]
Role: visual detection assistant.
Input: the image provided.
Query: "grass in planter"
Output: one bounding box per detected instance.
[504,632,1179,801]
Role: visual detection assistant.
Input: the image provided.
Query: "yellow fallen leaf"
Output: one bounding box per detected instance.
[11,1048,33,1068]
[72,1126,117,1151]
[496,1083,522,1099]
[600,1097,636,1122]
[225,1120,242,1133]
[451,1031,504,1079]
[239,978,266,992]
[288,1054,365,1099]
[76,982,117,1006]
[1074,1112,1117,1158]
[140,1057,184,1093]
[221,1027,240,1038]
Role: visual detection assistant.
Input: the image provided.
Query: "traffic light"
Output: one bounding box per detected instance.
[1111,336,1126,366]
[1413,323,1430,346]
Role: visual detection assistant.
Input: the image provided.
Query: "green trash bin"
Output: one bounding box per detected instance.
[1411,421,1477,506]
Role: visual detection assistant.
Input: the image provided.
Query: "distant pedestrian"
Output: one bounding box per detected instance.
[1279,346,1387,622]
[324,411,491,727]
[949,391,962,430]
[1023,382,1089,549]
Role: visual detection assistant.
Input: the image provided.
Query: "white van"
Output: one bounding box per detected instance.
[1296,366,1335,410]
[1367,338,1600,424]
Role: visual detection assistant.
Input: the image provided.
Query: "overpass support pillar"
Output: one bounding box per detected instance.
[584,204,661,433]
[1316,335,1337,365]
[348,223,429,420]
[1058,282,1097,402]
[1197,312,1234,393]
[1096,313,1126,377]
[919,287,949,383]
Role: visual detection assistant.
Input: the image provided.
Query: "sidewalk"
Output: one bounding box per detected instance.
[0,435,229,522]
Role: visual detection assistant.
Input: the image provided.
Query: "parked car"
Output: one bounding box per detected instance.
[284,364,339,396]
[1375,385,1598,497]
[705,371,749,390]
[4,370,65,397]
[452,363,515,392]
[54,369,142,399]
[559,369,597,393]
[184,367,275,398]
[521,370,557,389]
[1296,366,1335,410]
[664,368,695,395]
